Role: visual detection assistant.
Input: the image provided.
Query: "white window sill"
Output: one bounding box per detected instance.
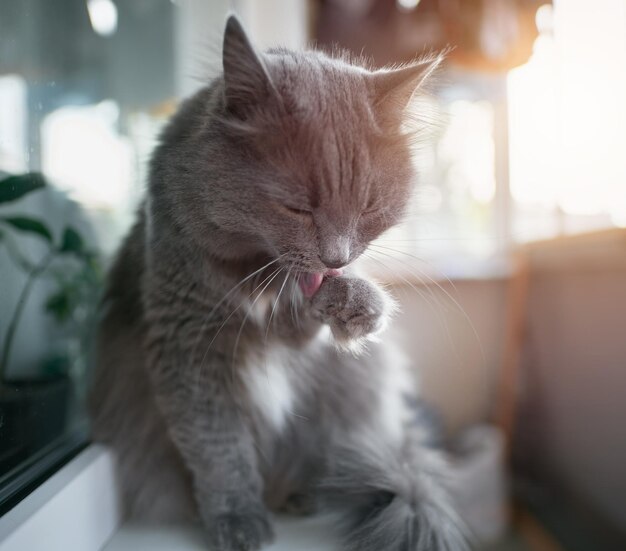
[104,516,339,551]
[0,445,340,551]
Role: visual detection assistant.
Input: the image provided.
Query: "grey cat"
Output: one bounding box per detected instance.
[91,15,466,551]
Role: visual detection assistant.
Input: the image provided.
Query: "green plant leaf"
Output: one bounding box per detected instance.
[0,216,53,243]
[59,227,84,255]
[45,290,73,323]
[0,173,46,203]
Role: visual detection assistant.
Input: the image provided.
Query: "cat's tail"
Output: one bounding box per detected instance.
[319,434,469,551]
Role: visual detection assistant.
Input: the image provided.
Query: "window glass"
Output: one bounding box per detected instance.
[370,84,506,280]
[0,0,179,510]
[508,2,626,242]
[375,1,626,275]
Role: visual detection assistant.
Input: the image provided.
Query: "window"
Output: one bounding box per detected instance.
[369,75,510,280]
[0,0,179,512]
[508,1,626,242]
[376,1,626,277]
[0,0,307,513]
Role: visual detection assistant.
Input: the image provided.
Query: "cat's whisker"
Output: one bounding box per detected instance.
[202,265,283,398]
[193,263,285,402]
[369,243,460,296]
[368,243,476,334]
[260,270,291,410]
[366,247,457,333]
[229,264,283,395]
[231,266,284,369]
[188,254,285,372]
[368,245,451,315]
[290,285,295,327]
[375,237,476,243]
[286,262,302,331]
[265,271,290,342]
[364,252,450,331]
[367,246,487,384]
[363,251,457,364]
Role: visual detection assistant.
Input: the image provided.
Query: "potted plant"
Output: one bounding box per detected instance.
[0,173,102,474]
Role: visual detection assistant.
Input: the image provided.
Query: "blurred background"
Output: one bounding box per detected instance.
[0,1,625,550]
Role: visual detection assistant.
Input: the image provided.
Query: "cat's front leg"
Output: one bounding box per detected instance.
[195,424,274,551]
[203,503,274,551]
[146,332,273,551]
[310,275,393,346]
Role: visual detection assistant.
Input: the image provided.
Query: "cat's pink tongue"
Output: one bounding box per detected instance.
[299,269,343,297]
[299,273,324,297]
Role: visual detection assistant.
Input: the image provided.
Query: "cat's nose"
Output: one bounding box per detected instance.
[321,257,347,270]
[320,247,350,269]
[319,236,350,269]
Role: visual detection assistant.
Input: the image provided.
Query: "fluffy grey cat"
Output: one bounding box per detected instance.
[91,15,466,551]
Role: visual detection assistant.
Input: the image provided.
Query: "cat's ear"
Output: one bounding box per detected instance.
[370,55,443,110]
[222,15,278,117]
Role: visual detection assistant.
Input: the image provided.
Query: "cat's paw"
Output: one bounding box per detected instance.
[205,511,274,551]
[311,277,391,347]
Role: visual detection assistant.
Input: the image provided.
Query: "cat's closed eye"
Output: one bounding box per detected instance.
[358,207,391,239]
[280,204,313,218]
[361,208,380,218]
[360,205,387,223]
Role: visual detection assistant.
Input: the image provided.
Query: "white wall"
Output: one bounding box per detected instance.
[234,0,309,50]
[175,0,309,99]
[174,0,233,98]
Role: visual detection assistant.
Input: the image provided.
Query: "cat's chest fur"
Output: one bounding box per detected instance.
[239,314,329,435]
[241,345,300,433]
[237,288,305,433]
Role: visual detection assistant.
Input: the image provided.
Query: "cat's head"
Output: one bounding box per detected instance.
[167,16,441,289]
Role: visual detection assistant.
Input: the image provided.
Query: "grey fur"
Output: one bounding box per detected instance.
[90,15,466,551]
